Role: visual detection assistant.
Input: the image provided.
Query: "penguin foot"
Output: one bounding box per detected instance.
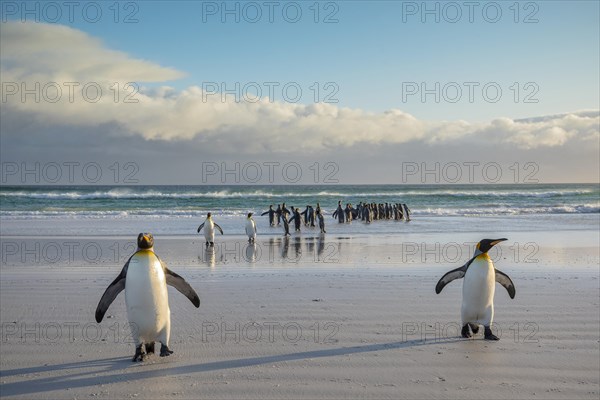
[132,344,148,362]
[468,323,480,334]
[160,344,174,357]
[145,342,155,354]
[484,326,500,341]
[210,242,214,246]
[461,324,473,338]
[205,241,209,246]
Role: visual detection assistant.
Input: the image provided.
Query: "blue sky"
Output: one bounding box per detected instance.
[49,0,600,121]
[1,1,599,183]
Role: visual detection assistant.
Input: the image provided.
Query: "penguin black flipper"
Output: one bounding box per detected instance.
[197,222,205,233]
[214,223,224,235]
[288,215,296,223]
[435,257,475,294]
[162,264,201,307]
[95,256,132,323]
[494,269,516,299]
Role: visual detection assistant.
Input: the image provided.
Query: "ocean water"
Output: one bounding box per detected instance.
[1,184,598,236]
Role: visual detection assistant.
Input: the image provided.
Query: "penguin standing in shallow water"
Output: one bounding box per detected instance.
[281,212,291,236]
[435,238,515,340]
[332,201,345,223]
[95,233,200,361]
[316,208,326,233]
[245,212,257,243]
[261,205,276,226]
[288,207,302,232]
[197,213,224,246]
[402,203,411,222]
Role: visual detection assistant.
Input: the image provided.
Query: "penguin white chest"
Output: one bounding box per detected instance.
[245,219,256,237]
[204,220,215,241]
[461,255,496,324]
[125,252,170,339]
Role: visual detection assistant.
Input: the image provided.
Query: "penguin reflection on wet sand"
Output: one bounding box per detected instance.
[436,238,516,340]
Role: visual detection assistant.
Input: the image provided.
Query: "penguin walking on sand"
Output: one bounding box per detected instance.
[197,213,224,246]
[435,238,516,340]
[245,212,257,243]
[95,233,200,361]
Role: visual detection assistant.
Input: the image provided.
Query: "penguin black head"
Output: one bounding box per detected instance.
[248,212,253,218]
[137,233,154,249]
[476,238,507,254]
[207,212,212,218]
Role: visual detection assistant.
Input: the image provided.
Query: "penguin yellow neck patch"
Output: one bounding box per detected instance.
[136,249,154,255]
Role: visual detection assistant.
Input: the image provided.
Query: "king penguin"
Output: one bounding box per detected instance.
[197,212,224,246]
[95,233,200,361]
[435,238,515,340]
[245,212,257,243]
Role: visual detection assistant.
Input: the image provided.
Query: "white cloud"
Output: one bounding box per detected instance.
[1,22,598,155]
[0,21,184,83]
[474,113,599,149]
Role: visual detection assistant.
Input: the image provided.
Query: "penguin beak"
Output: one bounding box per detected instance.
[140,234,153,248]
[490,238,508,247]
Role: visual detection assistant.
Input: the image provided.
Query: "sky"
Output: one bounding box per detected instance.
[1,0,599,184]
